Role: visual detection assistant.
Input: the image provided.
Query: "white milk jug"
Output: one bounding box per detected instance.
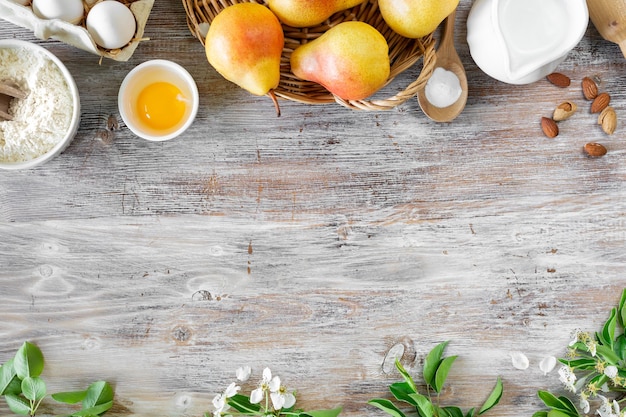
[467,0,588,84]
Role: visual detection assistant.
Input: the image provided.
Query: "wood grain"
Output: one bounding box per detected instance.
[1,1,626,417]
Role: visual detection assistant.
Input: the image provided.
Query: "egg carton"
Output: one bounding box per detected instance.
[0,0,154,61]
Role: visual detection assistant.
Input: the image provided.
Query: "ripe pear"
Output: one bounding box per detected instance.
[205,3,284,113]
[268,0,366,27]
[290,21,390,101]
[379,0,459,38]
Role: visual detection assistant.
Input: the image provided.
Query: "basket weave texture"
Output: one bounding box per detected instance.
[182,0,437,110]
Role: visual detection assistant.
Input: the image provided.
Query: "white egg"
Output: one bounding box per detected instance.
[32,0,84,24]
[86,1,136,50]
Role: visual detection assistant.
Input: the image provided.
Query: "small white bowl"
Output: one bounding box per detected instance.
[118,59,199,141]
[0,39,80,170]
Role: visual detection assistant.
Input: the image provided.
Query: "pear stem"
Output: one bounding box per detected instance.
[268,90,281,117]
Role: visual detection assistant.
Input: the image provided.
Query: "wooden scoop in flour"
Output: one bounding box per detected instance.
[587,0,626,58]
[0,81,27,121]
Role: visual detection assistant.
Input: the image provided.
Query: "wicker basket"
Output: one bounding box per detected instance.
[182,0,437,110]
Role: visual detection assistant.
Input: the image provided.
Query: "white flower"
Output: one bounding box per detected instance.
[579,397,590,414]
[250,368,280,404]
[236,366,252,382]
[270,385,296,410]
[596,396,620,417]
[604,365,618,379]
[558,366,577,392]
[588,340,597,357]
[225,382,241,398]
[570,329,582,346]
[212,393,230,417]
[213,382,239,416]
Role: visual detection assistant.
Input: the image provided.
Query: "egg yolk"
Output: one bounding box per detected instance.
[136,82,186,131]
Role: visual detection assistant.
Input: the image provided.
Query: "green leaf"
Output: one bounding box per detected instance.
[587,373,608,389]
[547,410,574,417]
[368,399,407,417]
[13,342,44,380]
[478,377,503,415]
[532,412,549,417]
[537,391,570,412]
[596,345,620,364]
[436,406,450,417]
[0,359,21,396]
[83,381,113,408]
[395,359,417,393]
[537,392,578,417]
[21,376,46,402]
[465,408,476,417]
[615,335,626,360]
[561,358,597,371]
[443,406,464,417]
[602,308,617,348]
[408,393,433,417]
[4,394,31,415]
[618,288,626,327]
[72,400,113,416]
[557,396,578,416]
[433,356,457,393]
[389,382,418,405]
[228,394,261,413]
[52,390,88,404]
[423,341,448,388]
[300,407,343,417]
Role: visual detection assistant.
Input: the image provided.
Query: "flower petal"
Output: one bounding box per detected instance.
[579,398,590,414]
[213,394,226,411]
[224,382,240,398]
[250,388,264,404]
[270,392,284,409]
[510,351,529,370]
[269,376,281,393]
[262,367,272,383]
[539,356,556,375]
[283,393,296,409]
[236,366,252,382]
[605,365,618,379]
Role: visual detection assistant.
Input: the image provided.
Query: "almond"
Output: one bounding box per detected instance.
[598,106,617,135]
[546,72,571,87]
[590,92,610,113]
[553,101,578,121]
[583,142,607,157]
[541,117,559,138]
[582,77,598,100]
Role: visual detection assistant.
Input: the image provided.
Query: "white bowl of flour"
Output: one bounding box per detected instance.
[0,39,80,170]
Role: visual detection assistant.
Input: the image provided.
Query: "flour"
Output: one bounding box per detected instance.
[0,46,74,163]
[425,67,462,108]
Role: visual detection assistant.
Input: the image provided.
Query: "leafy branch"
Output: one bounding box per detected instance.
[0,341,113,416]
[369,341,503,417]
[534,288,626,417]
[208,366,342,417]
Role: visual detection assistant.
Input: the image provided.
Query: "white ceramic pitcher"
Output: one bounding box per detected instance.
[467,0,588,84]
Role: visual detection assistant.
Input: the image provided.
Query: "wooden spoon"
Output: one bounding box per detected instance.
[0,81,27,121]
[417,9,468,122]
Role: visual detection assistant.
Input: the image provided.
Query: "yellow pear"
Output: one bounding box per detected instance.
[205,3,284,113]
[268,0,366,27]
[379,0,459,38]
[290,21,390,101]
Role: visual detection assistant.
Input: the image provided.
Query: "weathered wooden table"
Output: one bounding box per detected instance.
[1,1,625,416]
